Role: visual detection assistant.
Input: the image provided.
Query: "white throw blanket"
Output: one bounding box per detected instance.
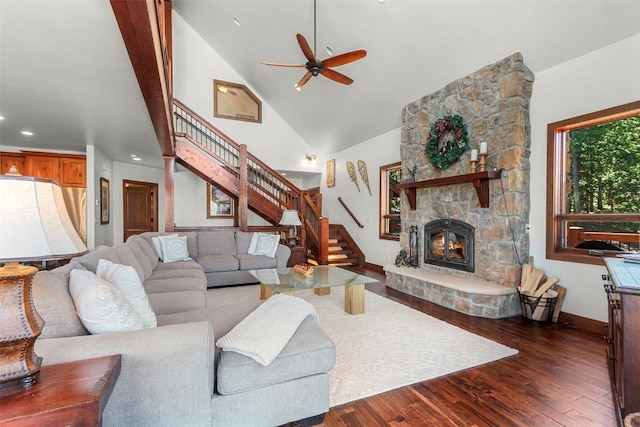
[215,294,318,366]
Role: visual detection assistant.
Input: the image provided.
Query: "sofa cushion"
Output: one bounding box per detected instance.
[143,270,207,294]
[235,231,253,255]
[160,236,191,263]
[69,269,145,335]
[147,291,206,315]
[126,241,154,279]
[114,245,145,281]
[235,254,278,270]
[131,236,159,269]
[197,254,239,273]
[198,231,236,255]
[76,246,120,273]
[248,233,280,257]
[216,317,336,395]
[96,259,157,328]
[152,259,203,270]
[32,271,89,339]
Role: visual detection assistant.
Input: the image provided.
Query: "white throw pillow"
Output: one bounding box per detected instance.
[248,233,280,257]
[151,234,178,261]
[96,259,157,328]
[69,269,144,335]
[160,235,191,263]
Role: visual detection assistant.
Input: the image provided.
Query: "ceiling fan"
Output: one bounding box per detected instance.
[261,0,367,90]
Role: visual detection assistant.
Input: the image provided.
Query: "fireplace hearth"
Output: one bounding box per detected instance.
[424,219,475,272]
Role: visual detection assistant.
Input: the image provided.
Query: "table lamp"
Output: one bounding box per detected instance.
[280,210,302,247]
[0,173,87,392]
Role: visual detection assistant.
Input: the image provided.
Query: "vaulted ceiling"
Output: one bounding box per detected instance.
[1,0,639,169]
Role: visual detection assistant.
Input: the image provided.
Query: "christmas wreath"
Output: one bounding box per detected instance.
[424,114,470,169]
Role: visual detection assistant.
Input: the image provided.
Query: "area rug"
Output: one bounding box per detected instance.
[207,284,518,407]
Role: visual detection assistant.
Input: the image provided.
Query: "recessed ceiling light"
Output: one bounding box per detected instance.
[132,157,142,161]
[0,116,5,120]
[21,130,34,136]
[326,46,334,56]
[281,172,287,176]
[233,18,241,27]
[130,154,138,157]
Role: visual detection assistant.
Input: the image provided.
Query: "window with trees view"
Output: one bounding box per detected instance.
[380,162,401,240]
[546,101,640,265]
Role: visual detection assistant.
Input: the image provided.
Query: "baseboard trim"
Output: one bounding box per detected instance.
[557,312,607,337]
[363,262,385,275]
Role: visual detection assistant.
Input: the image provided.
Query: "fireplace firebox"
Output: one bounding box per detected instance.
[424,219,475,272]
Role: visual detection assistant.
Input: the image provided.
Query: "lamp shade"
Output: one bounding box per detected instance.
[279,210,301,226]
[0,176,87,262]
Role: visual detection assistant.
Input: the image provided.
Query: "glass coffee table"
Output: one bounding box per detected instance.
[251,265,377,315]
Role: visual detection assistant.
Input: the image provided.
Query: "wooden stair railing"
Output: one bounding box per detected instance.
[172,99,333,262]
[172,99,304,226]
[338,197,364,228]
[302,193,329,265]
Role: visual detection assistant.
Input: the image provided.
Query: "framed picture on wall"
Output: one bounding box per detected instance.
[213,80,262,123]
[326,159,335,187]
[207,183,235,218]
[100,177,110,224]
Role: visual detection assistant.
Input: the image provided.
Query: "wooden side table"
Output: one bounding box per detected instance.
[0,354,121,427]
[287,246,307,267]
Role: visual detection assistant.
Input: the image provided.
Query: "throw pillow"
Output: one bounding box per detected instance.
[248,233,280,257]
[69,269,144,335]
[96,259,157,328]
[151,234,178,261]
[159,235,191,263]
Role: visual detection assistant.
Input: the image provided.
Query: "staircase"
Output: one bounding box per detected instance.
[327,224,365,267]
[171,99,365,267]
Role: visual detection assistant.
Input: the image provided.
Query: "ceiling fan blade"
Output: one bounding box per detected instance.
[321,68,353,85]
[261,62,306,68]
[322,49,367,68]
[295,71,313,89]
[296,34,317,63]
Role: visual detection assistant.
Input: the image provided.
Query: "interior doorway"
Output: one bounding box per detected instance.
[123,180,158,241]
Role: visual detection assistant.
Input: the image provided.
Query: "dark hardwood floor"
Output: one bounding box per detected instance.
[317,266,615,427]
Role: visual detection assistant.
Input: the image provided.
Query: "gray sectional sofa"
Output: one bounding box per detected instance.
[133,230,291,288]
[31,231,336,427]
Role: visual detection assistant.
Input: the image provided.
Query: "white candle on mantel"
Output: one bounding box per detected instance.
[470,149,478,161]
[480,142,488,154]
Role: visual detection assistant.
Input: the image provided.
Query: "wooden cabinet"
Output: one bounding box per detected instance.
[0,151,86,187]
[604,258,640,427]
[26,155,59,180]
[59,157,86,187]
[0,153,26,175]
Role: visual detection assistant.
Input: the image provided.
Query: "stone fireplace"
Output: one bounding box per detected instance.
[424,219,475,273]
[385,52,534,318]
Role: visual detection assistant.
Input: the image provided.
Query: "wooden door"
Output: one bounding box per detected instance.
[123,180,158,241]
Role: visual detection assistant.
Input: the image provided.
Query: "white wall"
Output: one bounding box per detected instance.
[529,34,640,322]
[172,12,322,173]
[89,145,113,248]
[321,128,402,266]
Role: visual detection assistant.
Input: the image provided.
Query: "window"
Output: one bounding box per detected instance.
[546,101,640,265]
[380,162,402,240]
